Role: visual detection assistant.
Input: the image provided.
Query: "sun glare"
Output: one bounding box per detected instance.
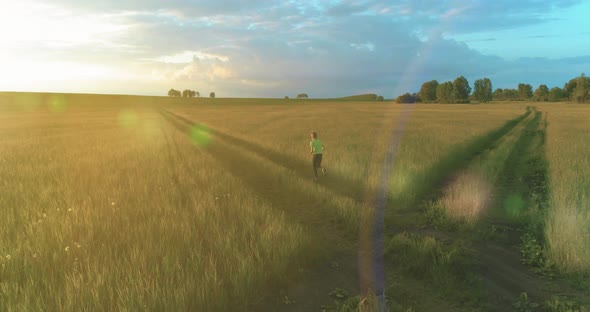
[0,1,130,91]
[0,1,128,45]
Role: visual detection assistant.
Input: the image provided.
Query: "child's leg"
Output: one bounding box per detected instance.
[312,155,319,177]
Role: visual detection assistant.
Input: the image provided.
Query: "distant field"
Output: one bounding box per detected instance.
[1,93,588,311]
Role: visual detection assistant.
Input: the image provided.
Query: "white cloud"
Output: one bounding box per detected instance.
[0,1,129,47]
[152,51,230,64]
[350,42,375,51]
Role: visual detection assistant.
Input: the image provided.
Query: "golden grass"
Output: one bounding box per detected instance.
[541,104,590,272]
[0,103,304,310]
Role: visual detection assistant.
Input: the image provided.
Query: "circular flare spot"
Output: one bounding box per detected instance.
[504,194,525,217]
[118,110,139,129]
[189,124,211,147]
[48,95,66,113]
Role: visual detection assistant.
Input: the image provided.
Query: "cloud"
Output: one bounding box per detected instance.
[326,1,368,16]
[172,60,234,81]
[1,0,588,97]
[43,0,278,16]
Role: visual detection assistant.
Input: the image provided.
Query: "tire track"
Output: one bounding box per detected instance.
[379,107,539,311]
[477,109,590,310]
[158,108,362,311]
[162,109,365,202]
[474,108,554,310]
[398,107,578,311]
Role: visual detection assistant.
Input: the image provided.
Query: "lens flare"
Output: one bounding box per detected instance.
[504,194,525,218]
[358,11,456,307]
[118,110,139,129]
[189,124,211,147]
[48,94,67,113]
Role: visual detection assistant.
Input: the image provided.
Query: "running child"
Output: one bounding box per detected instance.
[309,131,326,180]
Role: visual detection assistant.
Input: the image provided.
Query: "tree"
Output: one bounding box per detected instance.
[473,78,493,102]
[492,88,504,101]
[548,87,565,102]
[453,76,471,103]
[210,92,216,98]
[517,83,533,100]
[436,81,454,103]
[296,93,309,99]
[284,96,289,99]
[395,93,416,103]
[418,80,439,102]
[182,89,197,97]
[503,89,519,101]
[564,78,577,100]
[377,95,384,101]
[533,85,549,101]
[168,88,181,97]
[572,73,590,103]
[196,91,200,97]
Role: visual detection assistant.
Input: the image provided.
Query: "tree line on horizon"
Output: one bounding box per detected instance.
[168,88,216,98]
[396,73,590,104]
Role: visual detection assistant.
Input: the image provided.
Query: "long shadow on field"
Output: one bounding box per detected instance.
[163,109,365,202]
[384,107,533,230]
[162,108,533,232]
[159,108,361,309]
[160,108,359,237]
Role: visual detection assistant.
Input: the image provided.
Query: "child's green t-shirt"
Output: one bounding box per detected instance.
[310,139,323,154]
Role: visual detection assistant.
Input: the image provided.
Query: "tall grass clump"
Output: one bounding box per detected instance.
[543,105,590,272]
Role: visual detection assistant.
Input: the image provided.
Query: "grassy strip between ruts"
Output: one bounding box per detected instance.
[385,107,533,226]
[425,107,535,227]
[386,110,534,310]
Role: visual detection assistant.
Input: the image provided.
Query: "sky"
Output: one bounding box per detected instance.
[0,0,589,98]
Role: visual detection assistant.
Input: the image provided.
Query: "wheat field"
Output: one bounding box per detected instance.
[2,93,588,310]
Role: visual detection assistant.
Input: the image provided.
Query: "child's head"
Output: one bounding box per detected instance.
[310,131,318,139]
